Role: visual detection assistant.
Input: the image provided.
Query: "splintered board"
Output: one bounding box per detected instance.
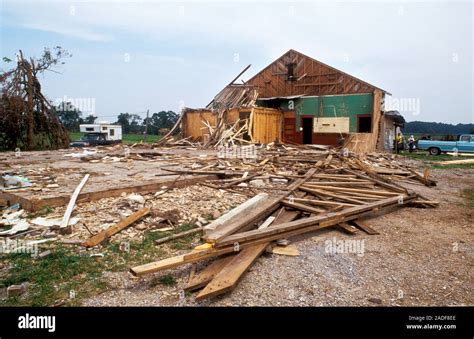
[195,243,268,301]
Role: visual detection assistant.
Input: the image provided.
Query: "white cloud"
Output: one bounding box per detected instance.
[2,0,472,123]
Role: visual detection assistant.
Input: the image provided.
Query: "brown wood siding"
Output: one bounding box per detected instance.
[251,107,282,144]
[183,110,216,141]
[247,50,378,98]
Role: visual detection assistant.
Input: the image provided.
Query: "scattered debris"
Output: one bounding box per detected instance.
[82,207,150,247]
[267,244,300,256]
[7,284,27,298]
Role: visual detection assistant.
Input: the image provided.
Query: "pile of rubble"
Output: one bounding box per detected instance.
[0,143,439,302]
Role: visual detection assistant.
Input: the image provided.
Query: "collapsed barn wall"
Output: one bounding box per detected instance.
[182,107,283,144]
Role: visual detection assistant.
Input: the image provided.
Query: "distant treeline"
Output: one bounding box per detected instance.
[403,121,474,135]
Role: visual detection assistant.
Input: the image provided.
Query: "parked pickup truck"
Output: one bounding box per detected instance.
[69,124,122,147]
[417,134,474,155]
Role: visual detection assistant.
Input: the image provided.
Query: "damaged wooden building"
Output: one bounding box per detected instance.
[182,49,399,152]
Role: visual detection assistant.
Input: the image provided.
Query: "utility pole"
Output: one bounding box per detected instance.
[144,109,149,142]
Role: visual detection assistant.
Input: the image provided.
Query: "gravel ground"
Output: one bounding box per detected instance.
[83,165,473,307]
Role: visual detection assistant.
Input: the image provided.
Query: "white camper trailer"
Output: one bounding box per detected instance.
[71,124,122,147]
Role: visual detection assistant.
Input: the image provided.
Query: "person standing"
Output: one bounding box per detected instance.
[408,135,416,153]
[395,133,404,154]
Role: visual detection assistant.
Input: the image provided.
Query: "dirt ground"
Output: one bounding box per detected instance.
[83,162,474,307]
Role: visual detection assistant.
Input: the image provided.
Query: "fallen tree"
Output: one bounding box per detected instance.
[0,47,71,151]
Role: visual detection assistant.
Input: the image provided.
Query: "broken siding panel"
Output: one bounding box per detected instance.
[344,89,384,152]
[183,110,216,141]
[252,108,282,144]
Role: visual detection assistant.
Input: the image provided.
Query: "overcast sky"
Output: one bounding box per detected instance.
[1,0,472,124]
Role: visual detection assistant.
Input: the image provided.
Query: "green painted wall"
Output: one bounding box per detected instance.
[257,93,373,132]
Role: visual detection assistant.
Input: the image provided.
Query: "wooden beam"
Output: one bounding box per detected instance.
[302,184,399,197]
[184,256,234,291]
[337,222,358,234]
[288,197,357,207]
[342,169,407,194]
[204,168,318,243]
[203,193,282,242]
[195,243,268,301]
[203,193,269,231]
[281,200,326,214]
[130,194,416,277]
[350,219,379,235]
[215,195,415,247]
[300,186,366,205]
[82,208,150,247]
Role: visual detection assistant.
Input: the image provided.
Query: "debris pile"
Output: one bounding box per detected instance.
[0,142,440,302]
[127,144,438,301]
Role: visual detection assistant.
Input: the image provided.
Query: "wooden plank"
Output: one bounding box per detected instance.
[281,200,326,214]
[191,194,307,299]
[215,194,415,247]
[342,168,407,194]
[269,245,300,256]
[82,207,150,247]
[194,196,305,298]
[306,180,375,187]
[130,194,417,277]
[351,219,379,235]
[258,216,276,230]
[203,193,269,231]
[289,197,357,207]
[60,174,90,228]
[204,168,318,243]
[302,184,399,197]
[195,243,268,301]
[337,222,358,234]
[184,256,234,291]
[300,186,366,205]
[203,193,284,242]
[220,173,259,189]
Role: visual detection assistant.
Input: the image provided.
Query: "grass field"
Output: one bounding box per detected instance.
[69,132,161,144]
[399,151,474,169]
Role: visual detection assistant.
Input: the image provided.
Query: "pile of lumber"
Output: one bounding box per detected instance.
[130,148,437,301]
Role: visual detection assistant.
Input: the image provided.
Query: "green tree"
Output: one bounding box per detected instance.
[55,101,82,131]
[115,113,143,134]
[82,115,97,124]
[144,111,179,135]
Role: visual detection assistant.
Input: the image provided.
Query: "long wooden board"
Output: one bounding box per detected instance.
[215,194,414,247]
[195,243,268,301]
[204,168,318,243]
[184,256,234,291]
[351,219,380,235]
[129,195,415,277]
[82,207,150,247]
